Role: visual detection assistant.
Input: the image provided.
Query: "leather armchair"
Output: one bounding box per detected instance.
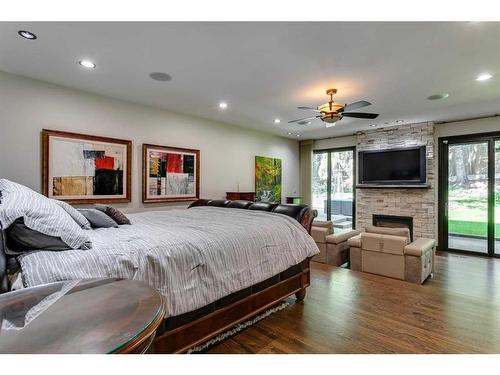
[348,226,435,284]
[311,220,360,266]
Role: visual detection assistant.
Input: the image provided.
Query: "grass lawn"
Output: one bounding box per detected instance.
[449,219,500,238]
[448,188,500,238]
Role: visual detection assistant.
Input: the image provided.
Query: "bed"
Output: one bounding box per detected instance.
[0,199,319,353]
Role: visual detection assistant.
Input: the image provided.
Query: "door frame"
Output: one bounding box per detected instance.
[438,131,500,257]
[313,146,356,228]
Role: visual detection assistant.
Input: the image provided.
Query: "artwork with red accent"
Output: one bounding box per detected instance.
[42,130,132,204]
[143,144,200,203]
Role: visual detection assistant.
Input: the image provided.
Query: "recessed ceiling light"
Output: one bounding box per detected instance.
[370,124,377,127]
[287,132,293,135]
[219,102,228,109]
[18,30,37,40]
[149,72,172,82]
[79,60,96,69]
[273,118,281,124]
[396,120,404,124]
[427,93,449,101]
[476,73,493,81]
[296,134,301,137]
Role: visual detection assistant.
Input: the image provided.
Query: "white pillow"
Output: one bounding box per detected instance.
[0,179,91,250]
[52,199,91,230]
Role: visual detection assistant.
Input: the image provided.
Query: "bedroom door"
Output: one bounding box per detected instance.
[312,147,356,230]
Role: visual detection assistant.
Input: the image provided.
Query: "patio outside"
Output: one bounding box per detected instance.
[312,150,354,232]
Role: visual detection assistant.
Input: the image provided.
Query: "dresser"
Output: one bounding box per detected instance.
[226,192,255,201]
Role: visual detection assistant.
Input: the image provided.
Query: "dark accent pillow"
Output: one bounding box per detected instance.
[95,205,131,225]
[5,218,72,253]
[0,228,9,293]
[78,209,118,228]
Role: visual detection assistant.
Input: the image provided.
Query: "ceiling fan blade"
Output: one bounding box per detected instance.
[343,100,371,112]
[288,115,320,123]
[342,112,379,119]
[297,106,321,112]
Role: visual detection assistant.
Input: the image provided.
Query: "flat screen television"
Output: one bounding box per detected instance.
[358,146,427,186]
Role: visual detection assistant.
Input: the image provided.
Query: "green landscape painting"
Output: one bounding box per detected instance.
[255,156,282,203]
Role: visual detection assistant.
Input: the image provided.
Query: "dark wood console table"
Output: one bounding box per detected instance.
[226,192,255,201]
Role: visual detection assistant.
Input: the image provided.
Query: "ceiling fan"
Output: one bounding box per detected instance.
[289,88,379,127]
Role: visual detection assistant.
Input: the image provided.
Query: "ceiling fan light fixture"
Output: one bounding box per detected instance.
[293,89,378,125]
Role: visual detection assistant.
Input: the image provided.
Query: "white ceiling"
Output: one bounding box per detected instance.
[1,22,499,139]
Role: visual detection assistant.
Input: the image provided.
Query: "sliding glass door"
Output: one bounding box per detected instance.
[439,133,500,257]
[496,140,500,255]
[447,142,489,253]
[312,147,355,231]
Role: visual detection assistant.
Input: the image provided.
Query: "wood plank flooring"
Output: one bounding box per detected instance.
[207,252,500,353]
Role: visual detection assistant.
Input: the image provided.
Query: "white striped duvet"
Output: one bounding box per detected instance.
[19,207,319,317]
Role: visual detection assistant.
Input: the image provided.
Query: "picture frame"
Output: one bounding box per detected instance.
[42,129,132,204]
[142,143,200,203]
[255,155,282,203]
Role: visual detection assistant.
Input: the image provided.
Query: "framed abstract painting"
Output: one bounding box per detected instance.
[255,156,282,203]
[142,144,200,203]
[42,129,132,204]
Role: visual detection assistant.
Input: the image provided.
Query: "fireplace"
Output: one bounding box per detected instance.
[372,214,414,241]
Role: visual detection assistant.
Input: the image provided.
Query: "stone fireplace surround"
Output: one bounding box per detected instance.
[355,122,435,240]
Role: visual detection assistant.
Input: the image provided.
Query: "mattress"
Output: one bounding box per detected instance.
[18,207,319,317]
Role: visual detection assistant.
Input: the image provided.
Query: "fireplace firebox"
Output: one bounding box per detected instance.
[372,214,413,241]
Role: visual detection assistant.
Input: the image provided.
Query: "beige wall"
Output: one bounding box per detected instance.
[313,135,357,150]
[434,116,500,139]
[0,71,300,212]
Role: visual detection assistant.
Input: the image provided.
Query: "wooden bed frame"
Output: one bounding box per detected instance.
[154,257,311,353]
[0,203,316,354]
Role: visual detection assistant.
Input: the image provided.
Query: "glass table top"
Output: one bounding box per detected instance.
[0,278,164,353]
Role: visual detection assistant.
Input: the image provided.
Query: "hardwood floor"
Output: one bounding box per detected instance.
[207,252,500,353]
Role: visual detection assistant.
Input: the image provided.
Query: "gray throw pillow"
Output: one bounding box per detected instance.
[78,209,119,228]
[52,199,91,229]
